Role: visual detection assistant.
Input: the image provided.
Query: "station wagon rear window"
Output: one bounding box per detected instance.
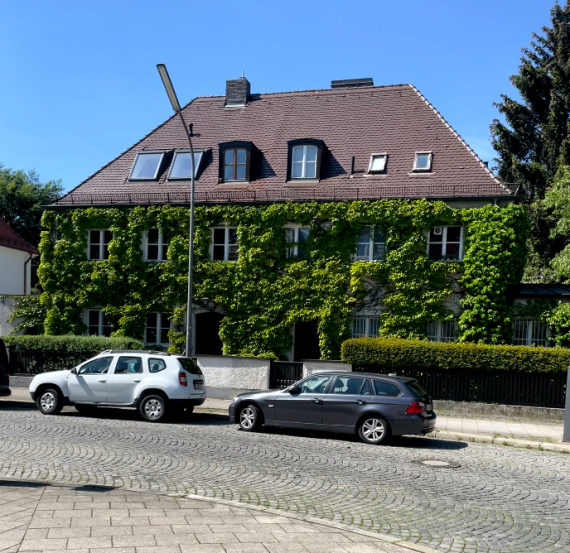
[178,358,202,375]
[406,380,427,397]
[373,380,401,396]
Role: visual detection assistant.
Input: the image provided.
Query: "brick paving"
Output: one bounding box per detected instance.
[0,404,569,552]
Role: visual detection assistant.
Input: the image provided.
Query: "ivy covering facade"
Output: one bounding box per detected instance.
[35,200,527,359]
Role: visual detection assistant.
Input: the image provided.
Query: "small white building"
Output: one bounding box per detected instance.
[0,217,38,295]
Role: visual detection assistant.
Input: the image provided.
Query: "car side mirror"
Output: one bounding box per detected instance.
[70,367,77,375]
[289,385,301,394]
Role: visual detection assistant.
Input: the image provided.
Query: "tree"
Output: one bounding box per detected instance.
[491,0,570,201]
[0,164,63,246]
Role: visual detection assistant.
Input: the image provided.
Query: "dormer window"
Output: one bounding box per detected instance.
[168,150,204,180]
[368,154,387,174]
[414,152,433,172]
[219,141,252,183]
[129,152,165,180]
[287,139,325,181]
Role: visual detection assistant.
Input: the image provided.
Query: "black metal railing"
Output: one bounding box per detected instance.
[8,349,90,375]
[269,361,304,389]
[353,366,567,408]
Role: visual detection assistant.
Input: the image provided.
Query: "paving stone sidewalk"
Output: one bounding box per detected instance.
[0,480,423,553]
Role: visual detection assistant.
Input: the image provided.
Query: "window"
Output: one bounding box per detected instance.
[87,309,112,337]
[299,375,331,394]
[211,227,239,261]
[512,319,550,347]
[168,150,204,180]
[148,358,167,373]
[129,152,165,180]
[224,149,247,181]
[331,376,366,395]
[414,152,432,172]
[368,154,387,174]
[373,380,401,396]
[145,313,171,345]
[178,358,202,375]
[285,226,310,259]
[426,320,457,343]
[287,139,325,181]
[88,230,112,260]
[78,356,113,375]
[428,226,463,261]
[115,356,143,374]
[352,316,380,338]
[355,226,386,261]
[144,229,169,261]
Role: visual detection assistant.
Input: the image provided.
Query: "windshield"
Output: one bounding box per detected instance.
[177,358,202,375]
[407,380,428,397]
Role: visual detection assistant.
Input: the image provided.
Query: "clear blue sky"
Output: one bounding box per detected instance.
[0,0,556,191]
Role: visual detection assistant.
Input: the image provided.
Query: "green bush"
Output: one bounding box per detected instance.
[341,337,570,375]
[3,335,142,354]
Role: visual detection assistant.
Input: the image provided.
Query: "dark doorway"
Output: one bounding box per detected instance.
[294,320,320,361]
[195,312,224,355]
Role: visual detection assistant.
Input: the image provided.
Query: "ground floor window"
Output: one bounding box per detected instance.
[87,309,112,337]
[426,320,457,343]
[512,318,549,347]
[145,313,171,345]
[352,316,380,338]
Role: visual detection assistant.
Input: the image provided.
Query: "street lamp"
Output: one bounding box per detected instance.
[156,63,196,357]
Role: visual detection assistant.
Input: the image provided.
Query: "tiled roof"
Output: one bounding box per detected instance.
[54,84,514,206]
[0,218,39,254]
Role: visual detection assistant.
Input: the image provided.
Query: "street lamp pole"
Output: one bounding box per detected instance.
[156,64,196,357]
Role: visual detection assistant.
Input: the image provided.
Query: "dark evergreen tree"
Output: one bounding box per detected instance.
[491,0,570,201]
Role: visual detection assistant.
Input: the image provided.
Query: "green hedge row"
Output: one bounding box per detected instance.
[3,335,143,354]
[341,338,570,375]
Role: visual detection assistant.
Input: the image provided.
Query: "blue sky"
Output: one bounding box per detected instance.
[0,0,556,191]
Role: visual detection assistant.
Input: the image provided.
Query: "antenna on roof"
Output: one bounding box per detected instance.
[241,70,245,78]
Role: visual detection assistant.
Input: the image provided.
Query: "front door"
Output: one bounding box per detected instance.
[274,374,332,427]
[294,320,320,361]
[195,312,224,355]
[67,356,114,403]
[106,355,144,404]
[322,375,372,429]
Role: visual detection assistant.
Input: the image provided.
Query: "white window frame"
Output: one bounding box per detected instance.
[426,320,457,343]
[167,150,204,180]
[352,316,380,338]
[291,145,318,179]
[284,225,310,258]
[85,309,112,337]
[128,151,165,181]
[414,151,433,172]
[145,312,171,345]
[143,229,169,262]
[512,318,550,347]
[355,225,386,261]
[87,230,113,260]
[427,225,464,261]
[367,153,387,174]
[210,226,239,262]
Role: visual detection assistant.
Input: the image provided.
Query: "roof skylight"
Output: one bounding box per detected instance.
[129,152,165,180]
[368,154,387,173]
[168,151,204,180]
[414,152,433,172]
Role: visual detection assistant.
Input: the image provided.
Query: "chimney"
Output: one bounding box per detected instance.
[225,77,250,107]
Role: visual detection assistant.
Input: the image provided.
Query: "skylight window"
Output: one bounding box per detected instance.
[368,154,387,174]
[129,152,165,180]
[168,150,204,180]
[414,152,433,172]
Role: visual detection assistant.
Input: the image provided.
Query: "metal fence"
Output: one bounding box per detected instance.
[269,361,304,389]
[8,349,90,375]
[353,366,567,408]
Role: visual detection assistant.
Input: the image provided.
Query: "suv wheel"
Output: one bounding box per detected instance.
[238,404,260,431]
[140,395,166,422]
[358,416,390,445]
[37,388,63,415]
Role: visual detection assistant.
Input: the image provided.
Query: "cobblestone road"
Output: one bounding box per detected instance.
[0,405,569,553]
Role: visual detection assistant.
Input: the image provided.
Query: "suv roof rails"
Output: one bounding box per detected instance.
[100,350,171,356]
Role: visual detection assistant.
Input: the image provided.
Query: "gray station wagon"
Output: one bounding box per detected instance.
[229,372,436,444]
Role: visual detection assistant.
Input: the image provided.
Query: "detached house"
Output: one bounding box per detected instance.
[41,77,525,359]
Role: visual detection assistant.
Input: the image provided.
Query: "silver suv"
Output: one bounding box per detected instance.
[29,350,205,422]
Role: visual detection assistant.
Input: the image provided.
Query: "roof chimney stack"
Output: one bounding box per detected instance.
[331,78,374,89]
[225,77,250,107]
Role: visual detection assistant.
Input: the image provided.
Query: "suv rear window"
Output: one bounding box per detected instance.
[407,380,427,397]
[178,358,202,375]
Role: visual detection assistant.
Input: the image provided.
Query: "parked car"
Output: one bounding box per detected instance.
[29,350,205,422]
[229,372,435,444]
[0,339,11,399]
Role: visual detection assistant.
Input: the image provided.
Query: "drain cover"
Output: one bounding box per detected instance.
[412,459,461,469]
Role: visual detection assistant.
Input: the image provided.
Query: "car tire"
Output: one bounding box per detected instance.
[36,388,63,415]
[357,416,390,445]
[75,404,96,415]
[140,395,166,422]
[238,404,261,431]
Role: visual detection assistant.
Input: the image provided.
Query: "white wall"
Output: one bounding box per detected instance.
[0,297,19,336]
[0,246,31,295]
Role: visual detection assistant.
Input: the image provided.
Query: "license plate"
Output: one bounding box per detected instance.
[194,380,204,390]
[426,404,433,413]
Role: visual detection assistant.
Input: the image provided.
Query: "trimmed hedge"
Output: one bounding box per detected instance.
[341,337,570,375]
[3,335,143,354]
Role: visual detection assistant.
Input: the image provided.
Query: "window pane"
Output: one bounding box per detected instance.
[213,245,225,261]
[370,155,386,171]
[440,321,457,342]
[79,357,112,375]
[415,153,431,170]
[374,228,385,244]
[89,230,100,245]
[428,244,442,260]
[358,226,371,242]
[332,376,364,394]
[352,317,366,337]
[224,165,234,181]
[446,227,461,242]
[236,149,246,164]
[89,311,99,326]
[131,153,163,179]
[426,321,438,341]
[512,319,528,345]
[235,165,246,180]
[224,149,234,164]
[444,243,460,260]
[292,147,304,162]
[103,231,112,244]
[228,228,238,244]
[374,380,400,396]
[299,375,331,394]
[147,245,159,260]
[304,161,316,179]
[305,146,318,162]
[148,229,159,244]
[146,313,157,328]
[228,245,239,261]
[357,244,370,259]
[368,317,380,337]
[291,162,303,178]
[429,228,443,242]
[89,245,100,260]
[298,228,310,243]
[103,245,110,260]
[373,243,386,261]
[161,245,168,260]
[531,320,548,347]
[213,229,225,244]
[146,328,157,343]
[116,356,142,374]
[149,358,167,373]
[284,228,295,243]
[360,380,372,396]
[102,324,112,337]
[160,328,170,344]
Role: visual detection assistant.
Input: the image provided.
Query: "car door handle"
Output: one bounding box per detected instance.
[312,398,323,404]
[98,379,106,383]
[354,400,367,405]
[133,379,142,383]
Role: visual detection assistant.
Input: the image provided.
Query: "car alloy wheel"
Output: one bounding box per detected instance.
[359,417,388,444]
[239,404,259,431]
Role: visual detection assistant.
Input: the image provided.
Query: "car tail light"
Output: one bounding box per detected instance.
[179,372,187,387]
[405,400,425,414]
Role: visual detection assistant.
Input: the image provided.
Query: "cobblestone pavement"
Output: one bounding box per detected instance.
[0,405,569,553]
[0,480,409,553]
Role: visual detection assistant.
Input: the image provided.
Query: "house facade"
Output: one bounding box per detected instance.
[40,77,527,359]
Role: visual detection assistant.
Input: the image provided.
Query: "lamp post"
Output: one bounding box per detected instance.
[156,64,196,357]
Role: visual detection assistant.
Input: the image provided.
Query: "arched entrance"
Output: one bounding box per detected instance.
[195,312,224,355]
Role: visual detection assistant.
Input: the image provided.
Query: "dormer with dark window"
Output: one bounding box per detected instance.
[129,151,167,181]
[287,139,325,182]
[219,141,253,184]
